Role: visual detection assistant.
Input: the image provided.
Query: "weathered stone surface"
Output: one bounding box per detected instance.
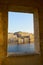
[0,1,43,65]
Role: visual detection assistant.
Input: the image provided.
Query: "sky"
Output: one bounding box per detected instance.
[8,12,34,33]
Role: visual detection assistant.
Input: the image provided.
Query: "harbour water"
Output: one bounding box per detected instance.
[7,43,35,54]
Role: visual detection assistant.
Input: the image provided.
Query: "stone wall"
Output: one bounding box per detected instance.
[0,1,43,65]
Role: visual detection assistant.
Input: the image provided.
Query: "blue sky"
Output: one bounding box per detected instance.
[8,12,34,33]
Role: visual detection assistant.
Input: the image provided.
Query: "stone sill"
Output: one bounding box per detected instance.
[7,52,40,57]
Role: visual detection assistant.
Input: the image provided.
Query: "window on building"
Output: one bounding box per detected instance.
[7,11,38,56]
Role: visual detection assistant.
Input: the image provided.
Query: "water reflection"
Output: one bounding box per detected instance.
[8,43,35,54]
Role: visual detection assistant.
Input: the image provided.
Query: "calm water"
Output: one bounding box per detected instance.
[7,43,35,54]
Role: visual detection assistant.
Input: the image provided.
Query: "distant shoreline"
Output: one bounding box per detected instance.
[8,43,34,45]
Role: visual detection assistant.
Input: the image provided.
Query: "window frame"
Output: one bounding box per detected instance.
[7,6,40,56]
